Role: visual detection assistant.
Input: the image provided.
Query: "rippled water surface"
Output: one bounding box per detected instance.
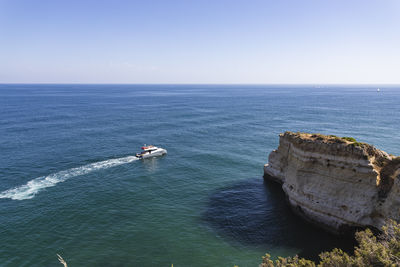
[0,84,399,266]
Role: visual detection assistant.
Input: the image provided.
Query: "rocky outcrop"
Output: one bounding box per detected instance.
[264,132,400,234]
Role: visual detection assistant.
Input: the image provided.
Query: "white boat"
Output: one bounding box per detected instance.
[136,145,167,159]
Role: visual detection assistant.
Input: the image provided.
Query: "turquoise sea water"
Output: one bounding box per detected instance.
[0,84,399,266]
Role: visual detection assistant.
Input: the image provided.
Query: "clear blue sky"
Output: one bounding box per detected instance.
[0,0,399,84]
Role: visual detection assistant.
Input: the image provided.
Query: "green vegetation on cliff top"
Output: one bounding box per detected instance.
[291,132,366,147]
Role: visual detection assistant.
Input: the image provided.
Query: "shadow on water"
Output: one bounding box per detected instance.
[202,178,356,261]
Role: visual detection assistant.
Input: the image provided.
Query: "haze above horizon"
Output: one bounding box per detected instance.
[1,0,399,84]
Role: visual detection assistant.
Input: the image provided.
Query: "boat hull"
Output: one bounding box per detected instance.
[137,148,167,159]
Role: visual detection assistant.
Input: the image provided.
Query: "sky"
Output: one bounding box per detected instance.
[0,0,399,84]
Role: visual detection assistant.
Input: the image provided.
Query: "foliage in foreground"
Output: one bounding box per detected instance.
[260,220,400,267]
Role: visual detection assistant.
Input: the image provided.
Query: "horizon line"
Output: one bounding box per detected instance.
[1,82,399,86]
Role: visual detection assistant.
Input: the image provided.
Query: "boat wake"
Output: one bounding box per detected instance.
[0,155,139,200]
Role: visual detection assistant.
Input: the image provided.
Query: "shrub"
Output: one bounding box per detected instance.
[260,220,400,267]
[350,142,365,147]
[260,254,315,267]
[342,137,357,143]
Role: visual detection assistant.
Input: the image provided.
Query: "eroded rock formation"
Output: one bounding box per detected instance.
[264,132,400,234]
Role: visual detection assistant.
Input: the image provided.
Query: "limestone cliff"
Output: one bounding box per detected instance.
[264,132,400,233]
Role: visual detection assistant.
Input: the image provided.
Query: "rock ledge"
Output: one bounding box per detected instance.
[264,131,400,233]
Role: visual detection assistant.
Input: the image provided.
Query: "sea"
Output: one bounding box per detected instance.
[0,84,399,266]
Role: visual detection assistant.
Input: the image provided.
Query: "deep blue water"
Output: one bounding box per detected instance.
[0,84,399,266]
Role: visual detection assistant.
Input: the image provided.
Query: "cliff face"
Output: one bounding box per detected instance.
[264,132,400,233]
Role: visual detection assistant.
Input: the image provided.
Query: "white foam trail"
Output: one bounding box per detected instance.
[0,155,139,200]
